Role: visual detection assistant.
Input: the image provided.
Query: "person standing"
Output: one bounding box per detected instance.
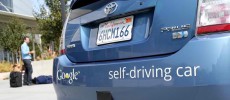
[21,36,34,86]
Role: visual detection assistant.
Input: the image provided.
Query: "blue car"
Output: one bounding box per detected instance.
[53,0,230,100]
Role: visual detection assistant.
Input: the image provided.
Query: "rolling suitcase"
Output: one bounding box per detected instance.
[10,72,22,87]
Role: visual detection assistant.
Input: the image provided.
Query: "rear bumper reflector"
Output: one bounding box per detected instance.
[197,24,230,35]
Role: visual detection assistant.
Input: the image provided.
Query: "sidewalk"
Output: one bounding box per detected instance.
[32,59,53,77]
[0,72,10,80]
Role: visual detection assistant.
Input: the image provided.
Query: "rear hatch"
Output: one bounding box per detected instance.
[64,0,198,63]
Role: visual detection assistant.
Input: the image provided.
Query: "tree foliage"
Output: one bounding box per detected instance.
[0,17,26,53]
[33,0,64,51]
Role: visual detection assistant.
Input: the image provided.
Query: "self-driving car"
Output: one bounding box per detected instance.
[53,0,230,100]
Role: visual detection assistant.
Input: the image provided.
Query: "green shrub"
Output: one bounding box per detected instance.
[0,62,12,73]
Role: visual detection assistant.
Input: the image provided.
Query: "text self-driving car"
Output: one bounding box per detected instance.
[53,0,230,100]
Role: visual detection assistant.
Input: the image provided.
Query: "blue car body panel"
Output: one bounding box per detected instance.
[54,0,230,100]
[54,33,230,100]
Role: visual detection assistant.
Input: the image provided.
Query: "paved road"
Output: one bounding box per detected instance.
[0,80,57,100]
[0,60,57,100]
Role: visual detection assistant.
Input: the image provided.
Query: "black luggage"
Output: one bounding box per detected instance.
[10,72,22,87]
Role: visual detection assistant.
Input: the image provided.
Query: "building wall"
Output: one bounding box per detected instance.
[13,0,33,16]
[0,0,33,16]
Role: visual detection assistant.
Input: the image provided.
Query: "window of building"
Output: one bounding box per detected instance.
[0,0,13,12]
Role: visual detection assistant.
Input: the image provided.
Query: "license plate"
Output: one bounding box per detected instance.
[97,16,134,45]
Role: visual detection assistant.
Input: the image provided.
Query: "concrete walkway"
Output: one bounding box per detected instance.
[31,59,54,77]
[0,72,10,80]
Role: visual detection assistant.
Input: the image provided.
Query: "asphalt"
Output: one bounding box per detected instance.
[0,60,57,100]
[0,80,57,100]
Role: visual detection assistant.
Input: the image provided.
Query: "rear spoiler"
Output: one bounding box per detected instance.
[70,0,99,9]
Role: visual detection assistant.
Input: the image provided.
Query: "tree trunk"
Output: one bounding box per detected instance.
[0,50,3,62]
[7,51,9,62]
[12,52,14,64]
[2,49,4,62]
[60,0,66,26]
[16,52,18,63]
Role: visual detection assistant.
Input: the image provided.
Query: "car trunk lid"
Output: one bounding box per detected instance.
[64,0,198,63]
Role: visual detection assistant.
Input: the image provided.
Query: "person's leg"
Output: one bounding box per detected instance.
[27,60,33,84]
[23,60,28,85]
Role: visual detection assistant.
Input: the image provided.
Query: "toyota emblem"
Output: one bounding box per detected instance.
[104,2,118,15]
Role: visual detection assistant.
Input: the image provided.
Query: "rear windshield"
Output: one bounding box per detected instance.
[68,9,92,21]
[70,0,98,9]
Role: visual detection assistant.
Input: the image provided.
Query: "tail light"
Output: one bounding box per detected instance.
[59,33,66,55]
[60,49,66,55]
[59,12,70,55]
[196,0,230,35]
[59,30,66,55]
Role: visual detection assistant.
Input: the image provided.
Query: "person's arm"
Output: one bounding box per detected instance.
[29,51,34,54]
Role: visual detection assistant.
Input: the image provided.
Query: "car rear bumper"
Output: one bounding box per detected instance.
[53,33,230,100]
